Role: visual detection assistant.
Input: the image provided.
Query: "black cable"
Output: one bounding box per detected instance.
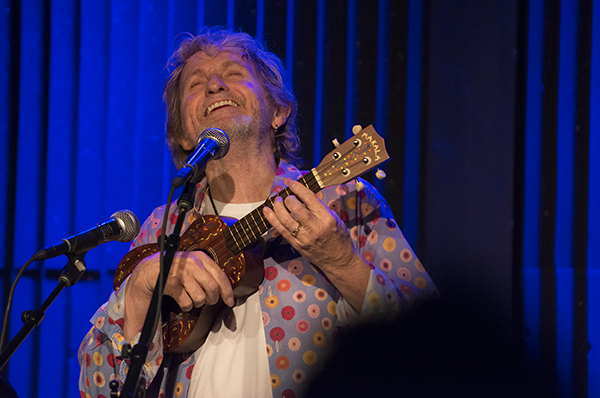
[0,257,36,351]
[145,184,176,347]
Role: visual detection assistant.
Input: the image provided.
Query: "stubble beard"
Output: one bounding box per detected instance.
[193,109,273,153]
[190,113,254,143]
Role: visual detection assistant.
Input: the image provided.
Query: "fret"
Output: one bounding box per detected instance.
[302,171,320,194]
[278,187,292,200]
[241,217,253,243]
[252,206,272,236]
[257,209,270,231]
[299,175,311,189]
[248,209,263,235]
[226,225,243,253]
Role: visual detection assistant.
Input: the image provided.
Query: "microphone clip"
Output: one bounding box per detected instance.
[58,254,88,287]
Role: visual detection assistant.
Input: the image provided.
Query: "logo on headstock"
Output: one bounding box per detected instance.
[360,131,383,161]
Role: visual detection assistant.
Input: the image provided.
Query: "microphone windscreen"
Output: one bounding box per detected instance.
[111,210,141,242]
[198,128,230,159]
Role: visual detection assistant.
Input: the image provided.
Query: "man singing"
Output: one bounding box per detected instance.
[78,27,437,398]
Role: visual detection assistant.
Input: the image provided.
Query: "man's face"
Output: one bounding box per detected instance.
[178,50,274,151]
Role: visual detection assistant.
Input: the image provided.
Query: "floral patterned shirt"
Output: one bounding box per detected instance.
[78,161,438,397]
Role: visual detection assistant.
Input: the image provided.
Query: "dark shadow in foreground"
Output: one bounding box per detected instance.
[306,296,556,397]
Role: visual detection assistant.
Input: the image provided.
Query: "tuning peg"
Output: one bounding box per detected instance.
[355,179,364,191]
[375,169,386,180]
[332,138,340,148]
[352,125,363,135]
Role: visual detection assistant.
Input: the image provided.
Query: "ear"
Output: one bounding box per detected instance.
[271,106,291,130]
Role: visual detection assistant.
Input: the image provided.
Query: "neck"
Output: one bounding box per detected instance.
[205,140,277,204]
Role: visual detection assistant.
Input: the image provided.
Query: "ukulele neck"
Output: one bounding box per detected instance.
[223,170,321,255]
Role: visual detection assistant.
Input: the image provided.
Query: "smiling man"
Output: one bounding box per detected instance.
[78,28,437,398]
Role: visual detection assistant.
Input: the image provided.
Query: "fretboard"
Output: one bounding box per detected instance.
[224,170,321,254]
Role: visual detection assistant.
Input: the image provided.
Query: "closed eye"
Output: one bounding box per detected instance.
[225,70,244,78]
[189,78,207,89]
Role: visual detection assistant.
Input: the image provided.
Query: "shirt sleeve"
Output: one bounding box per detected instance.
[324,179,438,326]
[78,207,167,396]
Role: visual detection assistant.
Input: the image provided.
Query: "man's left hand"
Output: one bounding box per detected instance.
[262,179,371,310]
[263,179,355,269]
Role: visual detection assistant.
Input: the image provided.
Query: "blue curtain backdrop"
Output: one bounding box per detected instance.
[0,1,598,397]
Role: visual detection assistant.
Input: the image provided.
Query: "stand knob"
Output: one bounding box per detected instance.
[121,343,132,359]
[110,379,120,397]
[21,310,32,324]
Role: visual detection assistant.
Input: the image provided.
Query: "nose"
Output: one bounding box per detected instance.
[206,74,228,95]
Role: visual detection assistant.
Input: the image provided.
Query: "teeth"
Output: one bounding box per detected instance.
[206,100,239,115]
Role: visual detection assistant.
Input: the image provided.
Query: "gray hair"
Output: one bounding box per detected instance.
[164,27,301,168]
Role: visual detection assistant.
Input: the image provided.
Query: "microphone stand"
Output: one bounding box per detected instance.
[0,253,88,371]
[119,181,196,398]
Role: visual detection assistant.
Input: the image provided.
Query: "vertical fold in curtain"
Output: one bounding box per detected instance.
[10,1,51,397]
[587,1,600,396]
[573,1,593,396]
[521,0,597,396]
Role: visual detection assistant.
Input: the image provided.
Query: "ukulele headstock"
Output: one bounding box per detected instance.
[312,125,389,188]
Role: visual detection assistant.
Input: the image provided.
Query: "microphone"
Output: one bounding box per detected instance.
[172,128,230,188]
[32,210,141,261]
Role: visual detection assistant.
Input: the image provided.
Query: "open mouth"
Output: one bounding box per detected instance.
[206,100,239,116]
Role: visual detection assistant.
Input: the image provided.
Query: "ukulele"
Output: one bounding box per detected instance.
[113,125,389,353]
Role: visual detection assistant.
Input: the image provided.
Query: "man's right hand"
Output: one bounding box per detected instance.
[122,251,234,342]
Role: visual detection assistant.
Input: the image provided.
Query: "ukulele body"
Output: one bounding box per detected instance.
[114,214,264,353]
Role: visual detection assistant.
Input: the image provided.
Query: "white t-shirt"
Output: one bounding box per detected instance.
[188,194,272,398]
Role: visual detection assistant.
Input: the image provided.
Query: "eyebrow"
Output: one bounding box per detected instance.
[186,60,249,80]
[221,60,248,70]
